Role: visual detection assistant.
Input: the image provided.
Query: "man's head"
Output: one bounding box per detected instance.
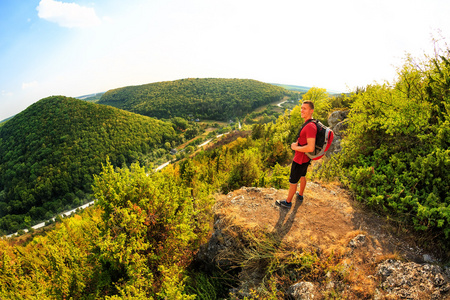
[301,101,314,120]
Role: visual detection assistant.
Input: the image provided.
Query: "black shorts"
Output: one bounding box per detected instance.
[289,160,311,184]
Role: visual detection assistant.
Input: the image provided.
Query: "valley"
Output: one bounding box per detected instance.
[0,70,449,299]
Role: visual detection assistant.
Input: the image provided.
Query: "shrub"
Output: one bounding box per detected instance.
[318,48,450,250]
[93,160,212,298]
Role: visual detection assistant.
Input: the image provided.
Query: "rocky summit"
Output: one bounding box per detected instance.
[196,183,450,299]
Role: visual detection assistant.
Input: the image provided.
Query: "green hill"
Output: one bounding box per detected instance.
[1,46,450,299]
[0,96,178,234]
[97,78,287,120]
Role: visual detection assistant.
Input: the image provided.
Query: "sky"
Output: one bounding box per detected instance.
[1,0,449,121]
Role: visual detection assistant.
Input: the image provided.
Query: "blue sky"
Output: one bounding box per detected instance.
[1,0,449,121]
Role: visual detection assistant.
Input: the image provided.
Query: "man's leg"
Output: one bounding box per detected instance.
[276,161,301,208]
[286,183,297,203]
[298,176,307,196]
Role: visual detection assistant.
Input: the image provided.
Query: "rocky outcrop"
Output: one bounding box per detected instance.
[376,259,450,299]
[195,186,450,299]
[281,235,450,300]
[327,110,349,156]
[195,217,234,269]
[328,110,349,129]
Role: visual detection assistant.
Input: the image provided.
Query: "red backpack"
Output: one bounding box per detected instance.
[298,119,334,160]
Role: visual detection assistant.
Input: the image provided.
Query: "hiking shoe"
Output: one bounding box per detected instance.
[296,192,304,202]
[275,200,292,209]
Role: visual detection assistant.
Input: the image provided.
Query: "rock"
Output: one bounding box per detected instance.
[287,281,316,300]
[333,120,348,137]
[423,254,435,263]
[326,110,349,156]
[326,135,341,156]
[243,187,261,193]
[376,259,450,299]
[348,234,367,249]
[328,110,349,128]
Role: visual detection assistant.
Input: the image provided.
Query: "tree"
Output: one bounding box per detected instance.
[299,87,332,124]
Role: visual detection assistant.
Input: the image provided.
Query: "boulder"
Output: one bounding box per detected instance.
[348,234,367,249]
[376,259,450,299]
[195,218,234,269]
[326,135,341,156]
[328,110,349,128]
[287,281,316,300]
[333,119,348,137]
[326,110,349,156]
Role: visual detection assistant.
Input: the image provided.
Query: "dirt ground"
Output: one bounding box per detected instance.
[214,181,440,265]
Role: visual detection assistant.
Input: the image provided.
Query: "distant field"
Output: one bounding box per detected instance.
[270,83,310,92]
[271,83,342,94]
[76,92,106,102]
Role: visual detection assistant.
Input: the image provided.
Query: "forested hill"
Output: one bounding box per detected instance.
[97,78,287,120]
[0,96,178,234]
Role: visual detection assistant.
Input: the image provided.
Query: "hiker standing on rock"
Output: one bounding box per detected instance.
[276,100,316,208]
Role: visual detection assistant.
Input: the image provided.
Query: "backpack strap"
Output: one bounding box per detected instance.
[296,119,317,144]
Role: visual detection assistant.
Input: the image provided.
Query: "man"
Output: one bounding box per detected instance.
[276,100,316,208]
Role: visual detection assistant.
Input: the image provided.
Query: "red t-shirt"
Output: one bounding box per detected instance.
[293,121,317,164]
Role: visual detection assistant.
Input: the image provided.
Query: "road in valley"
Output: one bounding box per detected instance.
[5,201,95,238]
[3,131,234,238]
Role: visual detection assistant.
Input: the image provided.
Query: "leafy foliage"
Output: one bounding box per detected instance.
[98,78,287,121]
[92,160,213,298]
[290,87,333,126]
[318,50,450,247]
[0,208,102,299]
[0,160,213,299]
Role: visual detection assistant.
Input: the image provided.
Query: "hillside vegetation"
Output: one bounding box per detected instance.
[0,96,178,234]
[317,52,450,253]
[97,78,287,121]
[0,46,449,299]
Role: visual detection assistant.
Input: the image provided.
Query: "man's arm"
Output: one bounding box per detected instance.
[291,137,315,153]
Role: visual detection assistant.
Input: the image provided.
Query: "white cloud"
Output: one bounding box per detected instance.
[36,0,101,28]
[22,81,39,90]
[1,90,13,97]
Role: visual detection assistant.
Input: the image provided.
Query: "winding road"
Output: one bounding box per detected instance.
[3,129,237,239]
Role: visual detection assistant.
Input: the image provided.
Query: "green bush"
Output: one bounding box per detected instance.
[318,49,450,248]
[93,160,212,298]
